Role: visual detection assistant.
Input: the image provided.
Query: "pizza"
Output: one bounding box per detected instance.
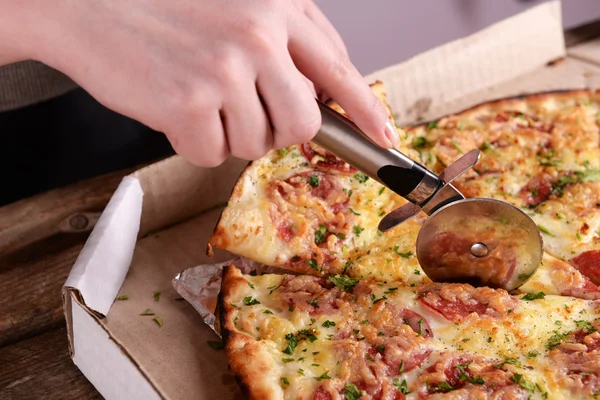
[208,83,600,399]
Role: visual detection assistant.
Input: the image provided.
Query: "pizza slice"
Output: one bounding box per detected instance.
[208,82,416,277]
[219,265,600,399]
[399,90,600,294]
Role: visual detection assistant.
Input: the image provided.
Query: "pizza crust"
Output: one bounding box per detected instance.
[218,265,283,400]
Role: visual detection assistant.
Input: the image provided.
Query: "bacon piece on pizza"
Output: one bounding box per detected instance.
[416,283,518,322]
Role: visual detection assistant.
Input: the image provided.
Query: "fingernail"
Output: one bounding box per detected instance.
[385,119,400,148]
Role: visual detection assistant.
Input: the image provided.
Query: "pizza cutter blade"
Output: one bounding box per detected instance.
[312,100,543,291]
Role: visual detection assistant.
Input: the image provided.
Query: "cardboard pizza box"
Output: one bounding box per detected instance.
[61,1,600,399]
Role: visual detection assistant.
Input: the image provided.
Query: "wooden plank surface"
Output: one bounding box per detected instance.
[0,242,84,347]
[0,325,101,399]
[0,164,146,399]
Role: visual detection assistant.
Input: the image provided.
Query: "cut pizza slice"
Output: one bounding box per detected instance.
[208,82,418,277]
[219,265,600,400]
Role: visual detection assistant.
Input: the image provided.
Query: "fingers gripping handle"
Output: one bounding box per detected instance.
[312,100,440,205]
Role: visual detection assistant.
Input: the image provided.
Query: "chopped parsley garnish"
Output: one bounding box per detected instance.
[247,282,255,289]
[398,360,405,374]
[546,330,568,350]
[207,340,224,350]
[322,320,336,328]
[378,187,385,195]
[308,259,319,271]
[426,381,455,393]
[242,296,260,306]
[360,319,369,325]
[349,208,361,216]
[509,373,535,392]
[417,318,426,336]
[283,329,318,355]
[280,377,289,385]
[427,120,438,130]
[278,148,289,157]
[307,174,320,187]
[526,350,539,358]
[314,224,327,244]
[393,379,411,395]
[140,309,155,316]
[153,291,161,302]
[414,269,421,275]
[354,172,369,183]
[499,356,521,367]
[537,224,554,237]
[459,373,484,385]
[521,291,546,301]
[575,320,597,334]
[282,358,294,363]
[577,168,600,182]
[153,316,163,327]
[479,140,491,151]
[263,310,274,315]
[283,334,298,355]
[393,245,412,258]
[328,274,360,291]
[315,372,331,381]
[117,295,129,300]
[297,369,304,376]
[343,382,362,400]
[551,174,579,197]
[372,295,387,304]
[413,136,428,149]
[353,225,364,237]
[268,275,287,295]
[451,140,463,153]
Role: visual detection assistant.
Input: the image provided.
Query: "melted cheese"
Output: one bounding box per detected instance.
[225,271,600,399]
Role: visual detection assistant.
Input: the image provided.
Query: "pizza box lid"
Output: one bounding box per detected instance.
[61,1,600,399]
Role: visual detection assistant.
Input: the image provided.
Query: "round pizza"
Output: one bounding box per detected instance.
[208,83,600,399]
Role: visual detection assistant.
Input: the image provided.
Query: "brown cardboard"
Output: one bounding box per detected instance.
[63,2,600,399]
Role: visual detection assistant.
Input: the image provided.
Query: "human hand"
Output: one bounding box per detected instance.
[22,0,399,166]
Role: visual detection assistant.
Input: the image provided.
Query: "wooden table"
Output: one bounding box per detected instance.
[0,165,143,400]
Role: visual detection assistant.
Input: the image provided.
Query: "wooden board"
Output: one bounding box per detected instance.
[0,325,101,399]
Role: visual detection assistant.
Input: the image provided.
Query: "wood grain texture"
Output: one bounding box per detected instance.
[0,242,84,347]
[0,325,101,400]
[0,164,141,257]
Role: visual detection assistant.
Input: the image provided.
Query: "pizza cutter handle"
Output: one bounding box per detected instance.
[313,100,440,204]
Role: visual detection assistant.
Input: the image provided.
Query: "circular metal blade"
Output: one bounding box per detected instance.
[416,198,543,291]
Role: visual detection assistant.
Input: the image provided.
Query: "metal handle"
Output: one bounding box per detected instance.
[313,100,440,205]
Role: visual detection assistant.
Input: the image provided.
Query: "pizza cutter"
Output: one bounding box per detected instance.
[311,100,543,291]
